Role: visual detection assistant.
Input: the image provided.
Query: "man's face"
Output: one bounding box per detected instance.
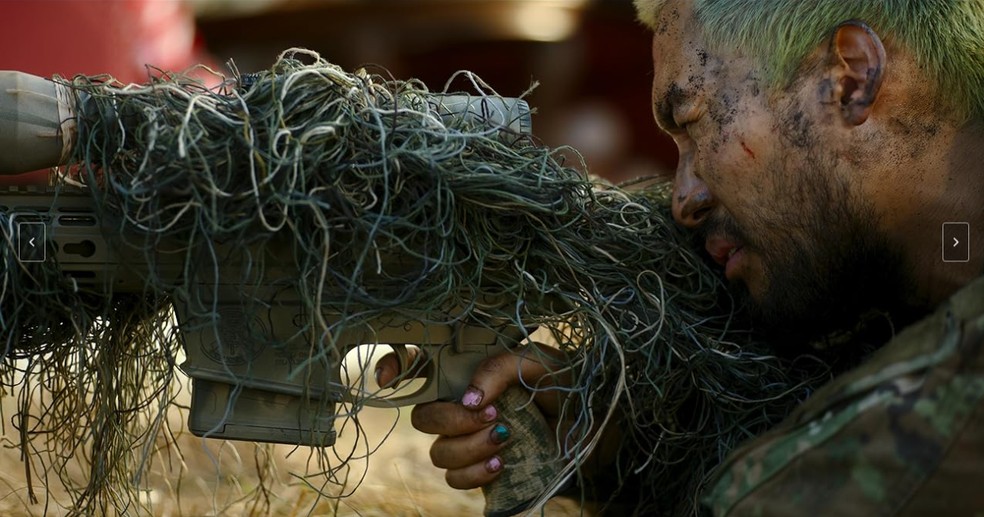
[651,4,909,339]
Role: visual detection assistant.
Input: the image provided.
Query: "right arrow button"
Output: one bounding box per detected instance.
[943,222,970,262]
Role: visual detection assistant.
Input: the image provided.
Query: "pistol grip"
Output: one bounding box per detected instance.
[482,386,559,517]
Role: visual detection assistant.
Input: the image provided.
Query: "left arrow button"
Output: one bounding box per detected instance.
[18,222,46,262]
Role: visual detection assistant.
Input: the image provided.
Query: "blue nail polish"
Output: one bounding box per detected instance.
[491,423,510,444]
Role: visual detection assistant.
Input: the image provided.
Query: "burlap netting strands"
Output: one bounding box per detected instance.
[0,49,828,515]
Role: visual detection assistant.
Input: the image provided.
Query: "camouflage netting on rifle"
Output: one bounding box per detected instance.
[0,49,830,515]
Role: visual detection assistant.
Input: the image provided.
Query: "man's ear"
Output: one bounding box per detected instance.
[827,20,886,126]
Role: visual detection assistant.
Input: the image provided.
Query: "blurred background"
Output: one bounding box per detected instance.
[0,1,675,515]
[0,0,678,185]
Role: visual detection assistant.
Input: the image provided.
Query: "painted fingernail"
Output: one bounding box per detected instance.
[461,387,483,408]
[481,404,498,422]
[486,455,503,473]
[490,423,510,444]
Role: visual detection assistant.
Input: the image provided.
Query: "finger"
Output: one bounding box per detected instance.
[462,344,569,417]
[444,455,505,490]
[429,423,510,469]
[374,352,402,388]
[411,400,499,436]
[374,347,428,388]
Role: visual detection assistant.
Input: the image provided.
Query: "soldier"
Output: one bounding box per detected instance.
[379,0,984,514]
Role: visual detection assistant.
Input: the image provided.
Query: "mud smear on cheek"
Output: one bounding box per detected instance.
[705,94,737,154]
[702,55,746,154]
[784,109,814,149]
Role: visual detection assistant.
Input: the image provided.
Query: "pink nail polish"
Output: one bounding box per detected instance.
[461,387,483,408]
[486,456,503,473]
[481,404,498,422]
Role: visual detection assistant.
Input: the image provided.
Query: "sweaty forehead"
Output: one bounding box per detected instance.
[649,0,764,127]
[651,0,706,53]
[650,4,712,120]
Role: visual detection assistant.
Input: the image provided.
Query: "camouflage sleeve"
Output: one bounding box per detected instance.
[703,276,984,516]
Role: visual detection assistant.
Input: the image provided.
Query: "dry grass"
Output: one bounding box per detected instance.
[0,371,586,516]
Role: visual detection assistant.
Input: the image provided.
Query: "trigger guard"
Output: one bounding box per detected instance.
[390,343,411,378]
[360,343,439,408]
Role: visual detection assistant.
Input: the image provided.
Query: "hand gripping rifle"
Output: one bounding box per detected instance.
[0,70,560,516]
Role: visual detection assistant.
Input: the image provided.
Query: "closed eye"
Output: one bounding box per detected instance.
[677,116,701,134]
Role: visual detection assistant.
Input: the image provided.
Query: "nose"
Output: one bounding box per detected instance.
[671,164,716,228]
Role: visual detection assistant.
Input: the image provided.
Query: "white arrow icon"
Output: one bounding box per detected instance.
[943,222,970,262]
[17,223,46,262]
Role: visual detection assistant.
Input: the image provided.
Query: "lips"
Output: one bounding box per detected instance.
[705,235,740,266]
[705,235,745,279]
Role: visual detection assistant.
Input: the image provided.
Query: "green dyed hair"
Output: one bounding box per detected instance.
[634,0,984,121]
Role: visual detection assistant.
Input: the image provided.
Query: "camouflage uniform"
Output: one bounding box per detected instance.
[704,275,984,516]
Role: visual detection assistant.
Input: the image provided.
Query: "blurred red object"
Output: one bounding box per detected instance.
[0,0,209,185]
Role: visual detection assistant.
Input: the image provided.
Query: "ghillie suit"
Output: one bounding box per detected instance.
[0,49,828,515]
